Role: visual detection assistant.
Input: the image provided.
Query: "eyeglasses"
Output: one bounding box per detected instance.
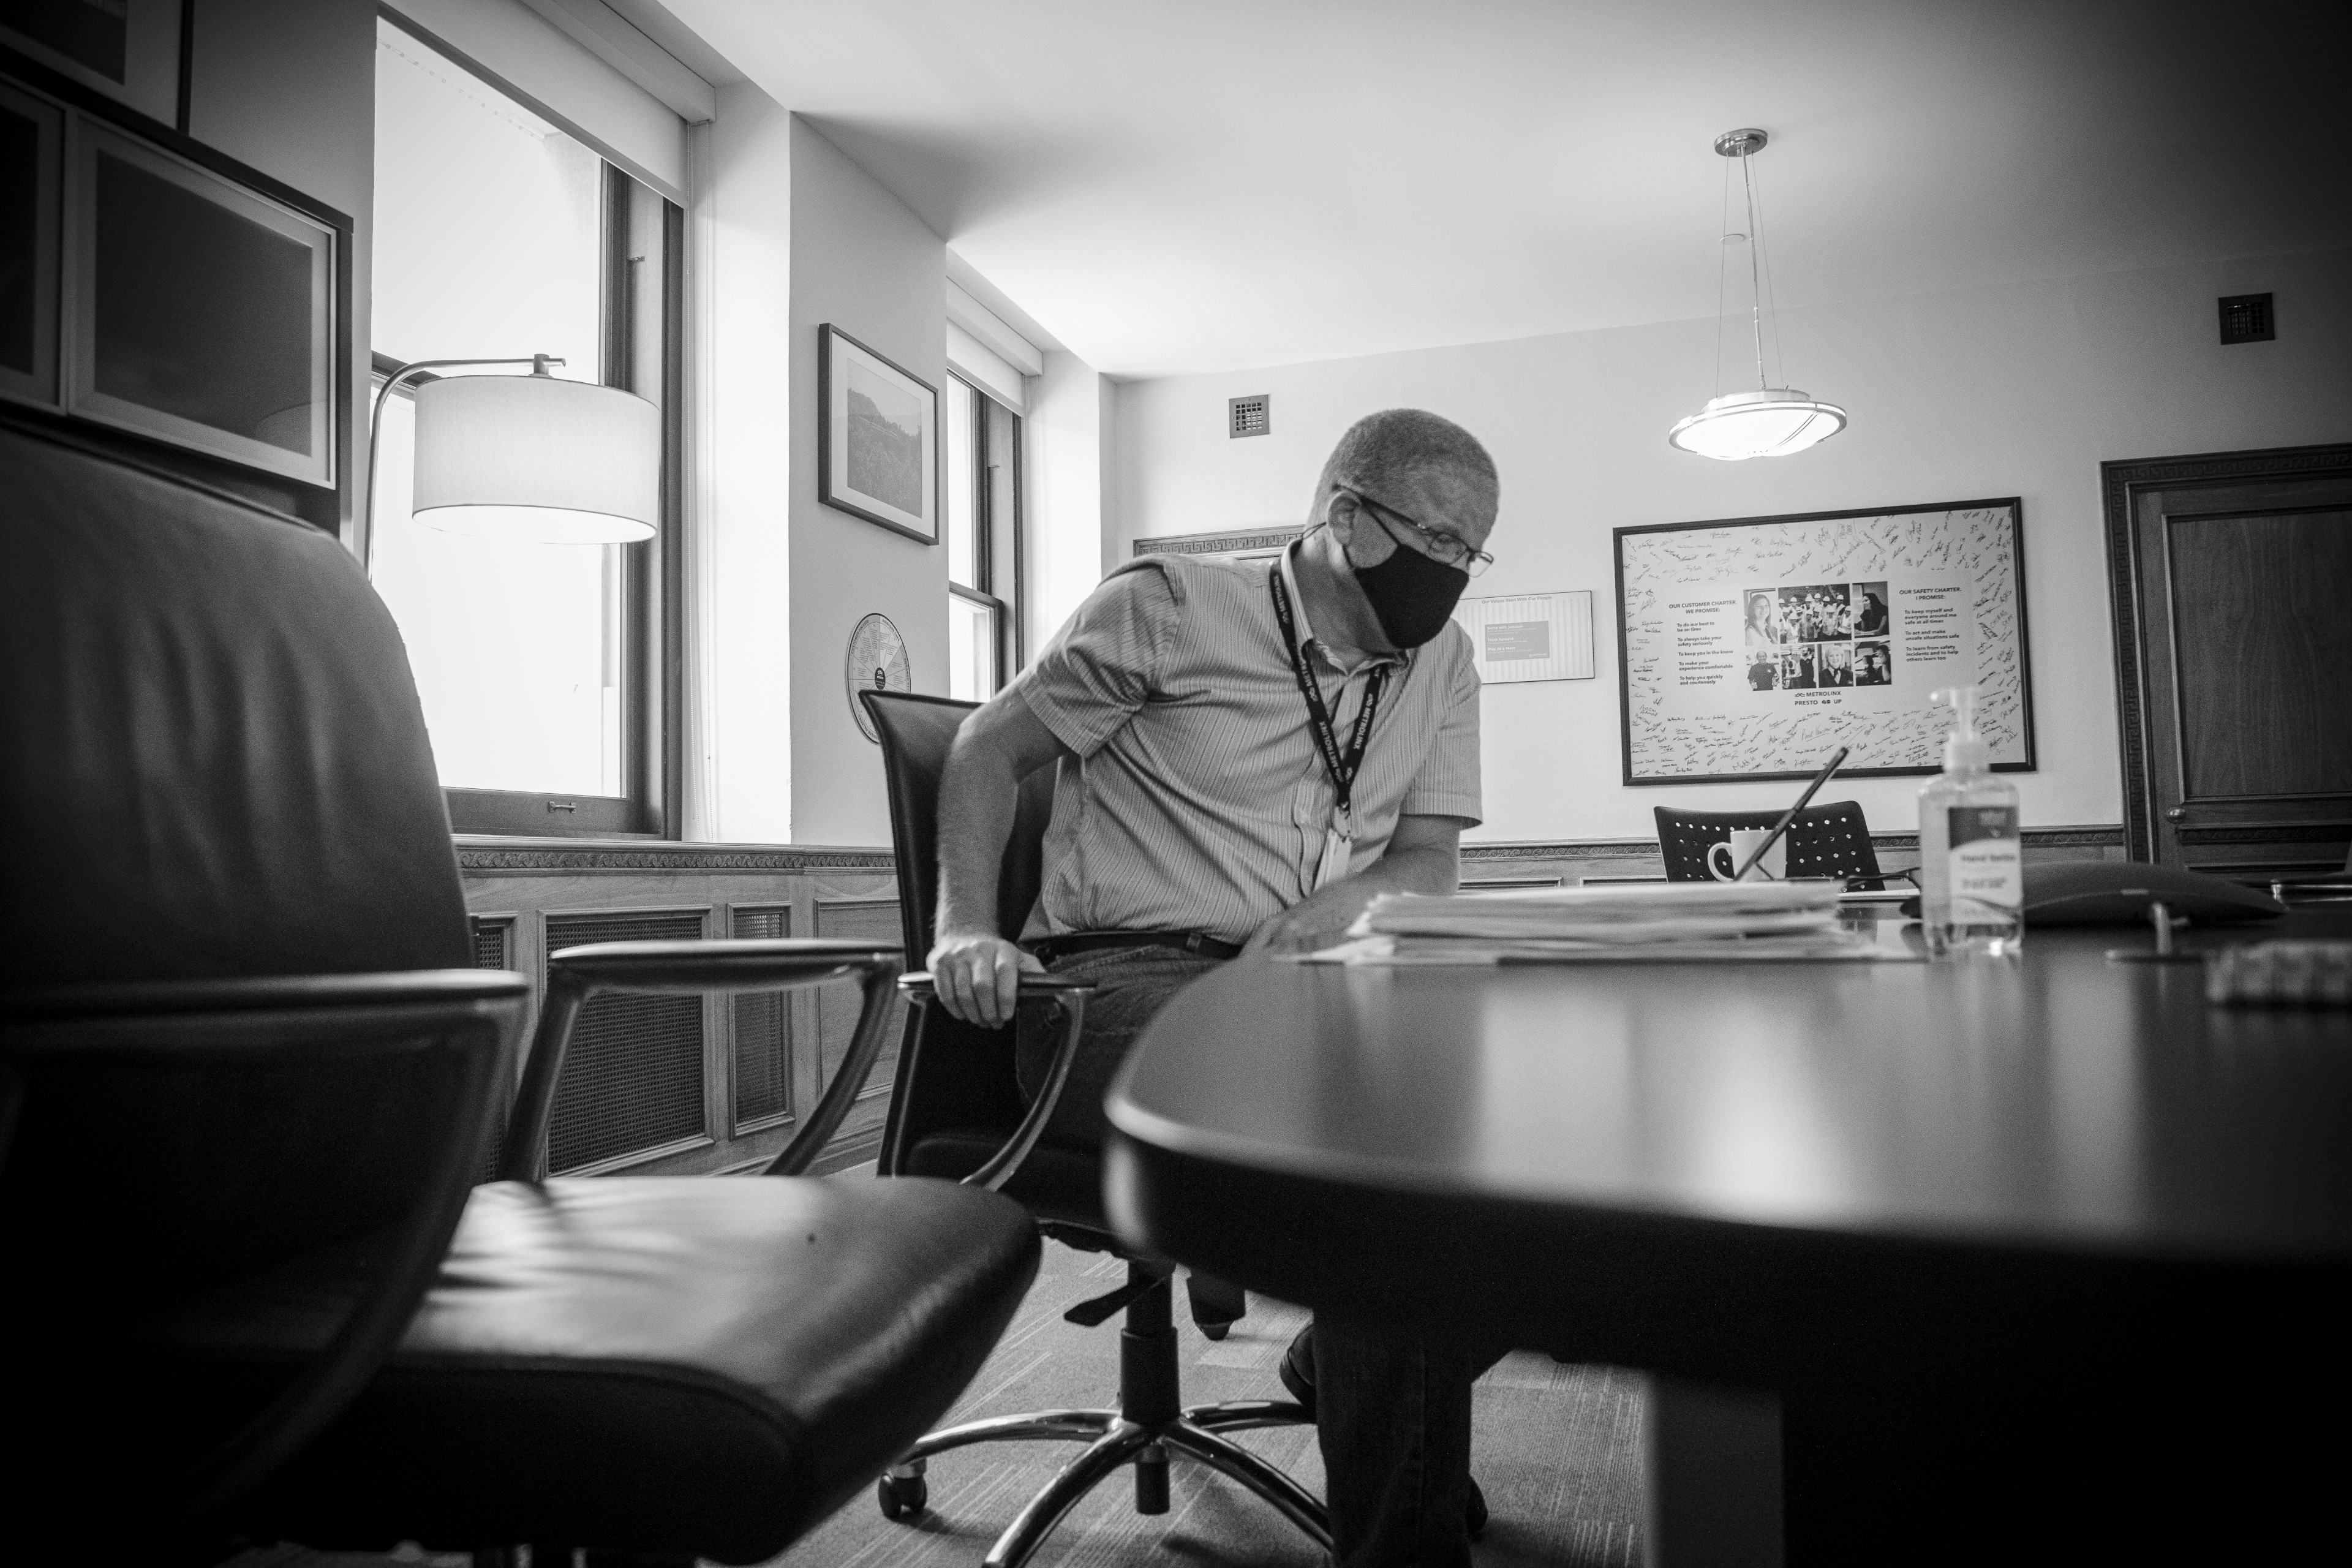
[1346,490,1494,578]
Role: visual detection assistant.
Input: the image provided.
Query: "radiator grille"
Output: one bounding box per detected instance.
[815,900,907,1102]
[731,905,793,1128]
[470,917,511,970]
[545,911,706,1174]
[469,917,516,1178]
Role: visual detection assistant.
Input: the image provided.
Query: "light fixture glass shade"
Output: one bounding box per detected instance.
[1667,388,1847,461]
[412,373,659,543]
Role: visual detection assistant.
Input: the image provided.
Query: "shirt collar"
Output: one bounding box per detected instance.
[1278,540,1405,677]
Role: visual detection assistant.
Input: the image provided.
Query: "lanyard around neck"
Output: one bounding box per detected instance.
[1270,568,1387,819]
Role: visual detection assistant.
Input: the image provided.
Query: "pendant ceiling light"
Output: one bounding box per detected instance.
[1668,128,1847,461]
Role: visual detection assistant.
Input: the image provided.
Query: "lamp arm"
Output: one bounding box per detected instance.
[361,355,560,573]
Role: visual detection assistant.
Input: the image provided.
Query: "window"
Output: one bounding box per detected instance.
[366,18,679,835]
[944,372,1022,701]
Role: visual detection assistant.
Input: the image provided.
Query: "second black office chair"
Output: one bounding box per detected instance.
[862,689,1329,1568]
[1655,801,1894,887]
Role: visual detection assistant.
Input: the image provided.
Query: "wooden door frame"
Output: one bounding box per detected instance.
[2103,441,2352,863]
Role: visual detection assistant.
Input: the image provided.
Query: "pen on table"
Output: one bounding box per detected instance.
[1733,745,1850,882]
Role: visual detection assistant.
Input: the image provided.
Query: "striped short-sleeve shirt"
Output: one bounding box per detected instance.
[1009,543,1482,945]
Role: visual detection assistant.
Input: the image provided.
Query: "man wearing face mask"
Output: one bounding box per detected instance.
[927,408,1499,1568]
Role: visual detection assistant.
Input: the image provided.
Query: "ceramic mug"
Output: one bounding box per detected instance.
[1707,829,1786,883]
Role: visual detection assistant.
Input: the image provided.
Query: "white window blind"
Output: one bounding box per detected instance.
[947,322,1025,413]
[384,0,689,201]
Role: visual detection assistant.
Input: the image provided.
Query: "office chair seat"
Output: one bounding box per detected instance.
[902,1131,1107,1232]
[212,1177,1037,1563]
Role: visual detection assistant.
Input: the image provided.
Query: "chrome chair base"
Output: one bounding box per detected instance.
[890,1398,1328,1568]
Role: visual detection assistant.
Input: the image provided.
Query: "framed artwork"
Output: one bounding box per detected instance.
[1614,499,2034,785]
[1452,590,1596,684]
[62,116,337,486]
[818,323,937,543]
[1,0,183,126]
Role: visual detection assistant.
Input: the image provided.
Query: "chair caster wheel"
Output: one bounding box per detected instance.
[877,1472,927,1519]
[1199,1321,1231,1341]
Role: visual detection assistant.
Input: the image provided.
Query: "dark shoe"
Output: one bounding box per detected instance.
[1278,1325,1489,1540]
[1189,1272,1246,1341]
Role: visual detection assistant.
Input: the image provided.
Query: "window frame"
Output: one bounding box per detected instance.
[371,104,683,839]
[945,369,1023,697]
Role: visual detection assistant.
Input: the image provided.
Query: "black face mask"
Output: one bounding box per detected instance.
[1349,531,1470,648]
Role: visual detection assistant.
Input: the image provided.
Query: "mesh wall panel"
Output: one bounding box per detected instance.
[545,911,706,1174]
[731,906,793,1128]
[814,900,907,1102]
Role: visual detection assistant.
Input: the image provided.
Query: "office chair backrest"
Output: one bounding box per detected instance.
[862,689,1056,957]
[0,420,470,989]
[1654,801,1884,884]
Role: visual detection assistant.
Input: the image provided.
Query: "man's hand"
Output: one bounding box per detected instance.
[1240,813,1471,957]
[927,929,1044,1029]
[1242,896,1364,956]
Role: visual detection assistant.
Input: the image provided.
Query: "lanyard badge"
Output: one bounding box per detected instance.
[1270,571,1388,892]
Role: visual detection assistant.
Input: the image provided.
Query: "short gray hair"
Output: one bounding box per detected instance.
[1313,409,1498,519]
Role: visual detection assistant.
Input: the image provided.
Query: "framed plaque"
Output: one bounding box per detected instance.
[1614,499,2034,785]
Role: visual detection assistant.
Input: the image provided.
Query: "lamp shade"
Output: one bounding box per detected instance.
[1667,388,1847,461]
[412,373,659,543]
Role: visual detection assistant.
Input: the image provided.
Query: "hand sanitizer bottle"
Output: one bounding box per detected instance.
[1917,685,2023,959]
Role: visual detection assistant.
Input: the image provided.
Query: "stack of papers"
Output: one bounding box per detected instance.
[1299,881,1908,965]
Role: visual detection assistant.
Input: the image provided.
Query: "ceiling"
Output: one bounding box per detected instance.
[644,0,2343,379]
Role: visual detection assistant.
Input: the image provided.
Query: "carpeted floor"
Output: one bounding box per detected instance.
[227,1237,1646,1568]
[763,1239,1646,1568]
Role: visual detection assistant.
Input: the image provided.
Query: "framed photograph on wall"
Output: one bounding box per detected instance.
[1614,499,2034,785]
[818,323,937,544]
[1,0,184,127]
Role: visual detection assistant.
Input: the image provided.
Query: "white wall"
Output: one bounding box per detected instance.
[694,81,796,842]
[1114,247,2352,843]
[1025,349,1117,661]
[786,116,947,846]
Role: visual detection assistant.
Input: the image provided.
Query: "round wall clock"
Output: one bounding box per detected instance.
[846,612,911,743]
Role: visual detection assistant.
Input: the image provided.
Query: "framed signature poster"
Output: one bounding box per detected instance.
[1614,499,2034,785]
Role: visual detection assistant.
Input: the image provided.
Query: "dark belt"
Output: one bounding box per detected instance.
[1026,930,1242,965]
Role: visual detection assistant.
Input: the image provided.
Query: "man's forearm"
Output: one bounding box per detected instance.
[1281,842,1458,938]
[935,737,1019,936]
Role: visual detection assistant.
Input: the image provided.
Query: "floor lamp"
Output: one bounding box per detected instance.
[363,354,660,570]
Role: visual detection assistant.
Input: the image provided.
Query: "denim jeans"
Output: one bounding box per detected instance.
[1013,945,1226,1148]
[1016,944,1502,1567]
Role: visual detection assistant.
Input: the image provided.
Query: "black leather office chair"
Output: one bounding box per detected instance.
[1654,801,1895,888]
[0,416,1042,1564]
[862,689,1329,1568]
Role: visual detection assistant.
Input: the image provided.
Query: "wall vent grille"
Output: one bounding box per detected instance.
[1229,394,1270,438]
[2218,293,2274,344]
[731,906,793,1129]
[545,910,706,1174]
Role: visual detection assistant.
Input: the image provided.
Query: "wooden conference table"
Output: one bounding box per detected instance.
[1104,910,2352,1565]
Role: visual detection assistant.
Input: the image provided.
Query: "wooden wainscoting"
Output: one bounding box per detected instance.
[456,839,900,1178]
